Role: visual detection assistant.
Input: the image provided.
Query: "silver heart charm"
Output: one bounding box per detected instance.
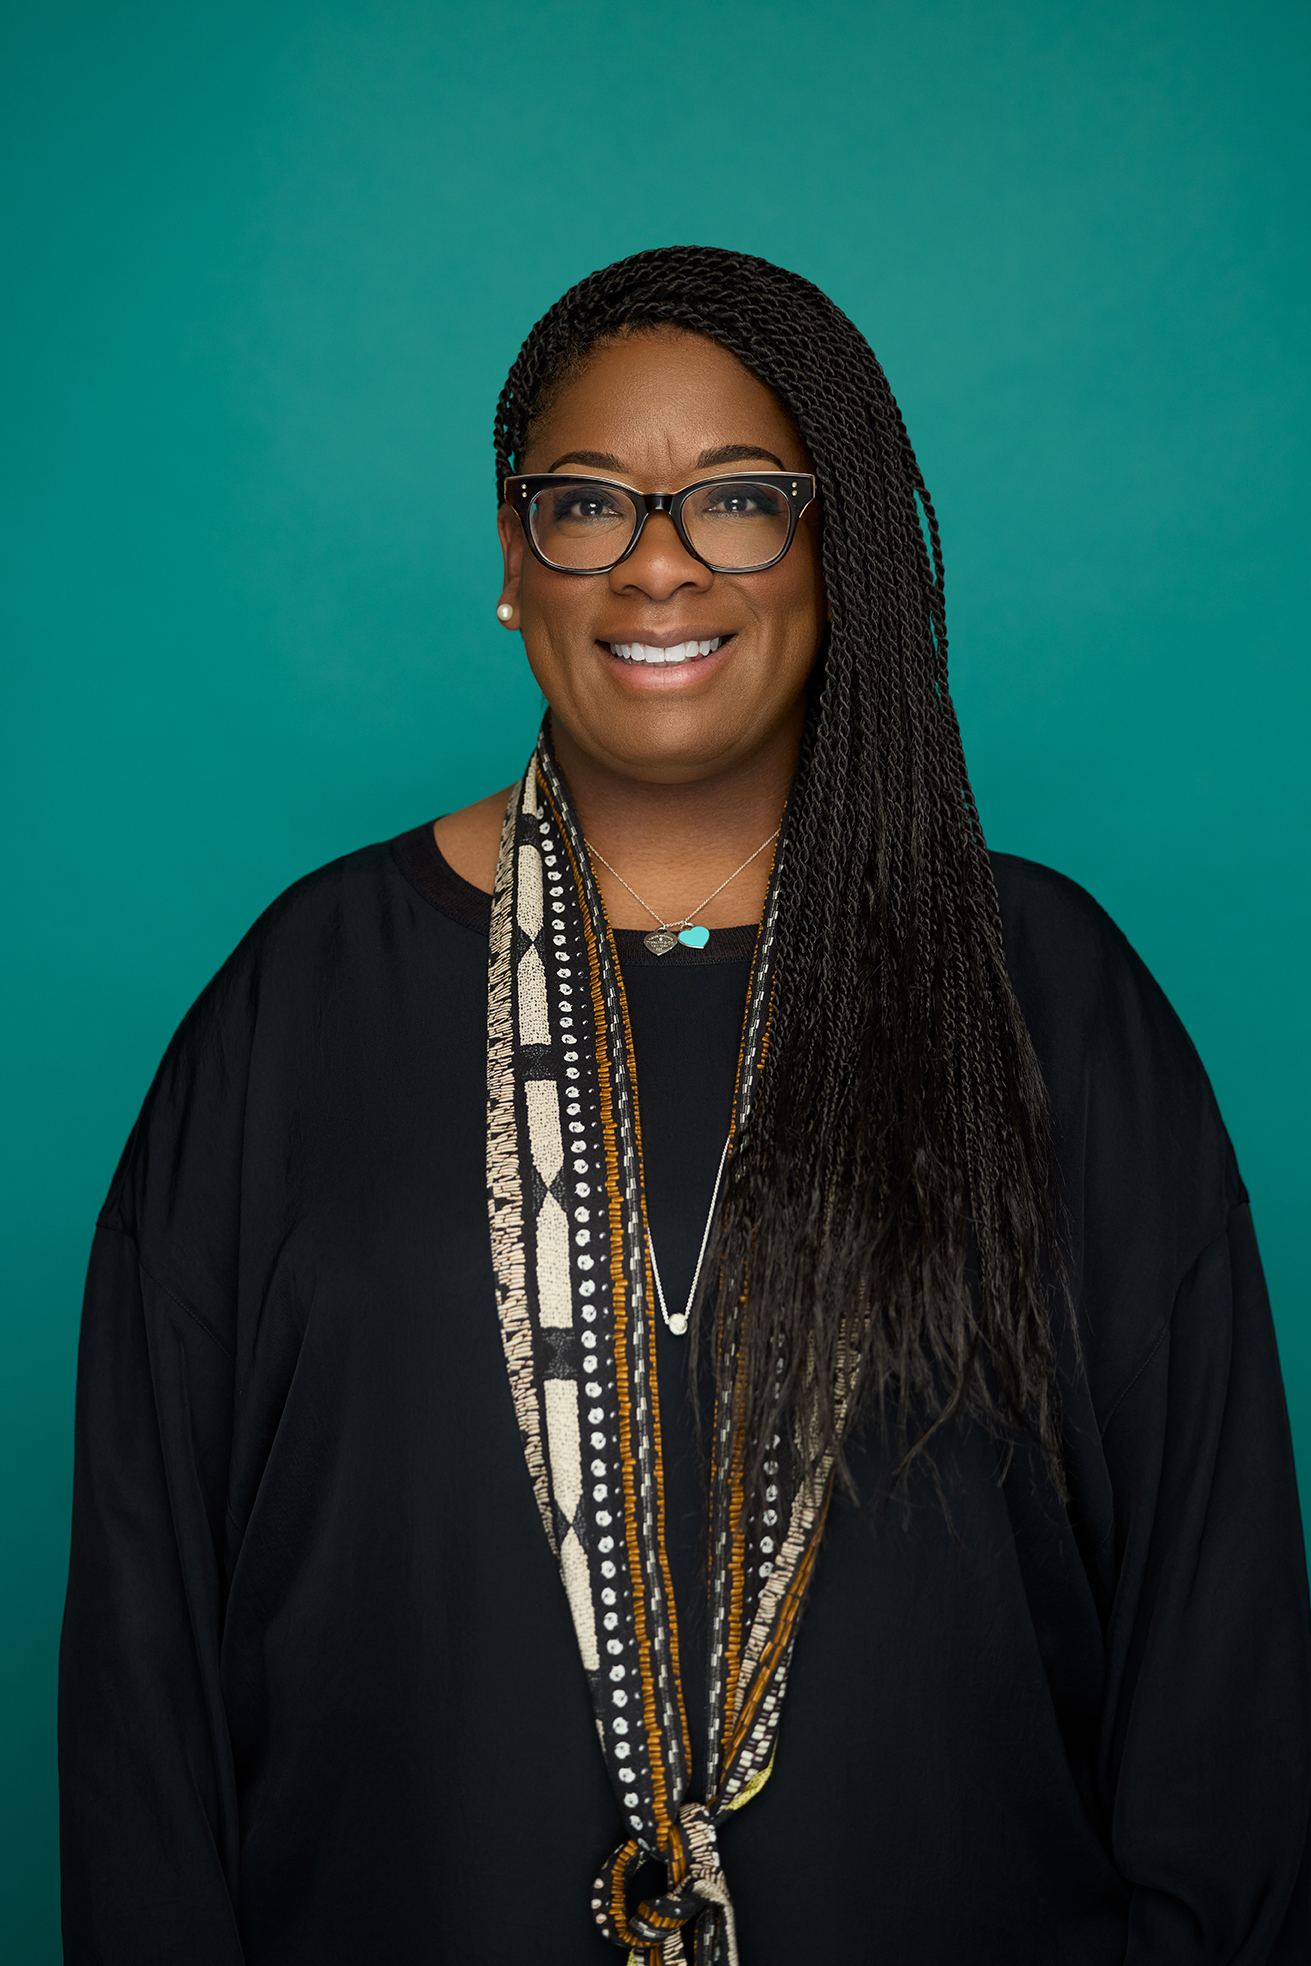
[643,930,677,956]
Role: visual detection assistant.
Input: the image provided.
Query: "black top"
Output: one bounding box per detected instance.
[58,824,1311,1963]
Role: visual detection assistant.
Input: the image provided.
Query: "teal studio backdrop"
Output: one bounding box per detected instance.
[2,0,1308,1954]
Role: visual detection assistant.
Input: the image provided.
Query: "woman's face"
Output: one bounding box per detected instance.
[497,328,826,786]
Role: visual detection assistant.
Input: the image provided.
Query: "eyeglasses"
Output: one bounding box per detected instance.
[504,471,818,576]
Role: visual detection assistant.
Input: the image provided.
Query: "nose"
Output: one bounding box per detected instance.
[609,510,712,602]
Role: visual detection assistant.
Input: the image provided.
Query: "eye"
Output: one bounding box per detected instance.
[682,478,793,569]
[698,482,787,520]
[550,486,627,525]
[530,479,637,569]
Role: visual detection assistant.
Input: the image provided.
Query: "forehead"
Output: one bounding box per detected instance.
[522,328,806,472]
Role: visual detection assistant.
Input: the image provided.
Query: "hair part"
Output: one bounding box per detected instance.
[495,246,1069,1508]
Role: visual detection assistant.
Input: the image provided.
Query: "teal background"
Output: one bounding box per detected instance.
[2,1,1307,1954]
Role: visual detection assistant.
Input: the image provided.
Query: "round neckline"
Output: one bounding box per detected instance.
[390,822,760,965]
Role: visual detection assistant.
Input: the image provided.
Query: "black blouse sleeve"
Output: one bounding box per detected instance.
[58,925,262,1962]
[1102,1202,1311,1957]
[994,851,1311,1958]
[59,1219,244,1963]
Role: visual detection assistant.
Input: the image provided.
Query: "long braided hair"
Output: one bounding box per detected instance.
[494,246,1066,1502]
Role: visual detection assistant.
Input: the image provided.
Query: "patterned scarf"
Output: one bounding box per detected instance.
[486,734,837,1965]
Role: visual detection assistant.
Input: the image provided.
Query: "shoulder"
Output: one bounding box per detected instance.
[989,851,1139,999]
[238,833,427,966]
[988,850,1244,1259]
[989,850,1204,1085]
[187,820,495,1005]
[101,833,447,1241]
[151,837,412,1056]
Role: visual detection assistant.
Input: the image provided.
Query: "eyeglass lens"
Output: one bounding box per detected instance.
[527,480,793,572]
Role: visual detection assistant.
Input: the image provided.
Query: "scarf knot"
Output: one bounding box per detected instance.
[593,1803,739,1965]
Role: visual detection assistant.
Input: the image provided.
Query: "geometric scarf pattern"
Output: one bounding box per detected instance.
[486,733,837,1965]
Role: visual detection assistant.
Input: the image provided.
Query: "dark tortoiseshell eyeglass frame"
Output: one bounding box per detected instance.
[503,471,818,575]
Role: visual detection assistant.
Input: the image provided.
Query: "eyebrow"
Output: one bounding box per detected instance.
[545,443,788,474]
[696,444,787,471]
[546,449,626,473]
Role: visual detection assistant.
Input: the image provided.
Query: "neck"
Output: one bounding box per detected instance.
[549,712,800,933]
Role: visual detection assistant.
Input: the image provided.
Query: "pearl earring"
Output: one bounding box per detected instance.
[496,603,514,622]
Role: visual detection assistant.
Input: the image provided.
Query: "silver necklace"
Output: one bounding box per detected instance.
[648,1132,732,1337]
[584,828,780,956]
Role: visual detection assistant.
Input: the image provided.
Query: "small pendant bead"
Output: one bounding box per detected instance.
[668,1313,688,1337]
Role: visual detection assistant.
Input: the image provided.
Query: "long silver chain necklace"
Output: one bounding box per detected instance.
[584,827,780,956]
[647,1131,732,1337]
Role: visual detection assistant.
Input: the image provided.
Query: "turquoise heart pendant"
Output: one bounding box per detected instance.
[678,924,710,950]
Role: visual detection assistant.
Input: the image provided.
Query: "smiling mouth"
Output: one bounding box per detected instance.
[604,635,728,666]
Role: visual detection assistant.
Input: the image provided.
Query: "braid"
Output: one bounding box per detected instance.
[495,247,1066,1501]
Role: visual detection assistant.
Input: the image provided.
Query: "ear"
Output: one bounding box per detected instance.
[497,506,525,626]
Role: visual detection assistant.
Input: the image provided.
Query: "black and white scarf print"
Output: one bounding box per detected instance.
[486,732,838,1965]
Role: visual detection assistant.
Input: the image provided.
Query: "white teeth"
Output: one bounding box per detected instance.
[610,637,724,665]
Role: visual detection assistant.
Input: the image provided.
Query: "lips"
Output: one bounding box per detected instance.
[605,636,726,666]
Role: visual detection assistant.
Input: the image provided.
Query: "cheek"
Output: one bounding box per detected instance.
[521,574,595,672]
[763,569,825,679]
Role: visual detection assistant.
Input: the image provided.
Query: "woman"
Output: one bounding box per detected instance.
[60,247,1310,1962]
